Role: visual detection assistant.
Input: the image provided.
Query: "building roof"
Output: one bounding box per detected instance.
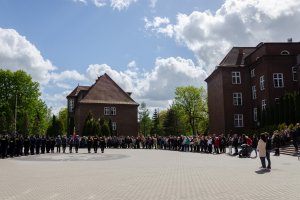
[219,47,256,67]
[67,86,90,97]
[79,73,139,105]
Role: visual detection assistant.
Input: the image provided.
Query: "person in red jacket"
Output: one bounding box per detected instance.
[214,136,220,154]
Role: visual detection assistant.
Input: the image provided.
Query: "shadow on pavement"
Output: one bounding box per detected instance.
[255,169,271,174]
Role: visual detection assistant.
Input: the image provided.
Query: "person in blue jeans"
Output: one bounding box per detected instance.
[265,132,272,169]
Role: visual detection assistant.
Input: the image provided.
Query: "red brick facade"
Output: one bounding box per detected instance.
[67,74,139,136]
[206,42,300,135]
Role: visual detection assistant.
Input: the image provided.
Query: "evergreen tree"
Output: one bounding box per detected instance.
[289,93,296,124]
[82,112,93,136]
[101,121,110,136]
[295,92,300,122]
[151,109,160,135]
[284,95,290,124]
[279,97,284,123]
[138,102,152,136]
[163,107,178,136]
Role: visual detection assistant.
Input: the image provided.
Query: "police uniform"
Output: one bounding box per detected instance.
[23,136,30,156]
[0,135,8,158]
[87,136,93,153]
[93,136,98,153]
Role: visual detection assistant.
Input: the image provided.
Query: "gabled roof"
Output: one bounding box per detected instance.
[79,73,139,105]
[219,47,256,67]
[67,86,90,98]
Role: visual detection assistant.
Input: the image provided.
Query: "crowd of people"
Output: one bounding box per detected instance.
[1,123,300,170]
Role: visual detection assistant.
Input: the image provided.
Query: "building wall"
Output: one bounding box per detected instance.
[207,43,300,135]
[221,67,252,134]
[206,69,225,134]
[75,103,138,136]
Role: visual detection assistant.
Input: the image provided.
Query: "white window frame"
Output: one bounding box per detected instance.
[104,107,110,115]
[253,108,257,122]
[234,114,244,128]
[273,73,284,88]
[260,75,265,90]
[112,122,117,131]
[232,71,241,84]
[68,99,74,112]
[262,99,266,110]
[292,67,298,81]
[233,93,242,106]
[111,107,116,115]
[251,69,255,78]
[252,86,257,100]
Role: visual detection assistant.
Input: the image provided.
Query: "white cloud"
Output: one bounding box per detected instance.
[0,28,56,84]
[93,0,107,7]
[50,70,86,82]
[73,0,88,4]
[149,0,157,8]
[86,57,206,109]
[145,17,174,37]
[73,0,138,10]
[110,0,137,10]
[42,91,71,115]
[145,0,300,73]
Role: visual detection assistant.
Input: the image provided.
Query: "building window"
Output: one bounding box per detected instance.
[104,107,110,115]
[111,107,116,115]
[292,67,298,81]
[234,114,244,128]
[112,122,117,131]
[260,75,265,90]
[273,73,284,88]
[233,93,242,106]
[253,108,257,122]
[252,86,257,100]
[232,71,241,84]
[251,69,255,78]
[68,99,74,112]
[262,99,266,110]
[280,50,290,55]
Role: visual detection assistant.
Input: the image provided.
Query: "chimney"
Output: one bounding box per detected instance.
[287,38,293,43]
[126,92,132,97]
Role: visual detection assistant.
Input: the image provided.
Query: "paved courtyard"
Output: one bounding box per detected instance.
[0,149,299,200]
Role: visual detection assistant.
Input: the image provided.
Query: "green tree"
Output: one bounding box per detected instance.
[82,112,94,136]
[138,102,152,136]
[46,115,63,137]
[150,109,161,135]
[101,121,110,136]
[58,107,68,134]
[163,107,180,136]
[0,70,48,135]
[174,86,208,135]
[295,92,300,122]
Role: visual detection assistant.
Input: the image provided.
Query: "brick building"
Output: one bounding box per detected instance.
[205,42,300,135]
[66,73,139,136]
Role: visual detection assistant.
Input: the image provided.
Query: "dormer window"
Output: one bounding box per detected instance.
[281,50,290,55]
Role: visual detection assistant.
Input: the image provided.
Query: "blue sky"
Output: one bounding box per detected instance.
[1,0,300,114]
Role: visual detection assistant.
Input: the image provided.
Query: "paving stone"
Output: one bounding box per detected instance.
[0,149,300,200]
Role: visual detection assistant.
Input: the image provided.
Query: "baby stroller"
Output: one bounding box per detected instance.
[238,144,252,158]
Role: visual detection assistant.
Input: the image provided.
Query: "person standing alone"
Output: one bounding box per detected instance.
[257,133,267,169]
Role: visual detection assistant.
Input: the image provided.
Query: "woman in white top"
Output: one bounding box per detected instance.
[257,133,267,168]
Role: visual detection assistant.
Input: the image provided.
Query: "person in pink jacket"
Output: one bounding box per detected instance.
[257,133,267,169]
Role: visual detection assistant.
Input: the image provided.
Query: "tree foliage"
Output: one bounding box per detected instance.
[58,107,68,134]
[174,86,208,135]
[138,102,152,136]
[0,69,48,135]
